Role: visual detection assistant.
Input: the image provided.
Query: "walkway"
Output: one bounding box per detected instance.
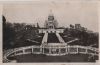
[42,32,48,44]
[66,38,79,44]
[56,33,65,43]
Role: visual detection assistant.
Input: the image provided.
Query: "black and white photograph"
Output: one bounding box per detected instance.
[2,0,99,63]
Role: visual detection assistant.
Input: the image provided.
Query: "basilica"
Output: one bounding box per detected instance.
[38,11,67,52]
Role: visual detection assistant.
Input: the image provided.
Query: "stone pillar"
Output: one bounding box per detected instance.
[76,46,79,54]
[66,47,68,54]
[59,47,61,55]
[42,47,44,54]
[67,46,69,54]
[85,48,88,54]
[32,48,34,54]
[49,47,51,54]
[23,49,25,54]
[14,52,16,56]
[40,47,42,52]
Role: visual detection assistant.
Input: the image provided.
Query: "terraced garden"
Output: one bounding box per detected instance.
[47,33,60,43]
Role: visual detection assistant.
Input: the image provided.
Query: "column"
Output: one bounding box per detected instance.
[42,47,44,54]
[49,47,51,54]
[67,46,70,54]
[66,46,68,54]
[23,49,25,54]
[14,52,16,56]
[59,47,61,55]
[76,46,79,54]
[32,48,34,54]
[40,47,42,52]
[85,48,88,54]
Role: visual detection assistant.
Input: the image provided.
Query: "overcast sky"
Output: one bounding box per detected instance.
[3,1,98,32]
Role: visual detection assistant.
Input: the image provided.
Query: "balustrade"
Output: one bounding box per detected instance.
[3,45,99,63]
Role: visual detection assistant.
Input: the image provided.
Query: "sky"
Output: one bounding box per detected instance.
[3,1,98,32]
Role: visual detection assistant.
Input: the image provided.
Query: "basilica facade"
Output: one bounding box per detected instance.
[39,13,64,33]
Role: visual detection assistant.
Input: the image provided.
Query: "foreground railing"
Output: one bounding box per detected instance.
[3,45,99,63]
